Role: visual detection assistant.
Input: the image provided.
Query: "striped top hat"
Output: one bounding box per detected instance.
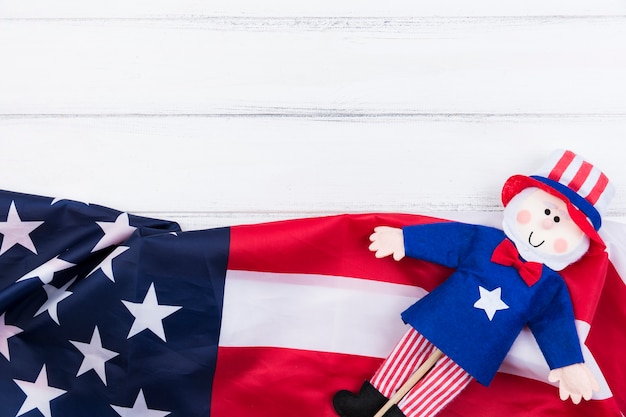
[502,150,614,243]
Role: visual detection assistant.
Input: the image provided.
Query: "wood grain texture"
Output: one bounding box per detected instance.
[2,0,626,17]
[1,5,624,229]
[1,17,625,115]
[1,116,624,228]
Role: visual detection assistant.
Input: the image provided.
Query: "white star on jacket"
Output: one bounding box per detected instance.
[473,286,509,321]
[13,365,66,417]
[34,278,75,325]
[0,313,23,360]
[70,326,119,386]
[111,389,171,417]
[0,201,44,255]
[91,213,137,253]
[122,283,182,342]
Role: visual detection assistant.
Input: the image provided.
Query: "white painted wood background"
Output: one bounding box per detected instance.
[1,2,626,230]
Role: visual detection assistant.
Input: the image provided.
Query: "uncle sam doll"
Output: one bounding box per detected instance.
[333,150,612,417]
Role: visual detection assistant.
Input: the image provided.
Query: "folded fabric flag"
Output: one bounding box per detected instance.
[0,189,624,417]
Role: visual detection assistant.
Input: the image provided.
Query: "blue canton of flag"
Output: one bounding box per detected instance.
[0,190,230,417]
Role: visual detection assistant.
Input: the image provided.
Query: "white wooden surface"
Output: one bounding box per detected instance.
[1,3,626,230]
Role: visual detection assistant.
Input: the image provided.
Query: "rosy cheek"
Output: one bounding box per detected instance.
[553,238,569,254]
[516,210,532,225]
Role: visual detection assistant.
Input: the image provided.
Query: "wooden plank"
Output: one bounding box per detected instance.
[1,116,624,220]
[2,0,626,18]
[1,17,625,115]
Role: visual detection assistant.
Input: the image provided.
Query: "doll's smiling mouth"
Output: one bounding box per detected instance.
[528,232,545,248]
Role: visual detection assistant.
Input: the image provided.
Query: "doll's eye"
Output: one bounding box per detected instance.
[544,209,551,215]
[554,216,560,223]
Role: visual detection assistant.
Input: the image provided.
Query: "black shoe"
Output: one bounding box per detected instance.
[333,381,394,417]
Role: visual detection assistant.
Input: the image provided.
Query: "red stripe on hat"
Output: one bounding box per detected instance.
[586,172,609,205]
[548,150,576,181]
[568,161,593,192]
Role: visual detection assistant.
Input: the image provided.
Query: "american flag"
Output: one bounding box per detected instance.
[0,189,624,417]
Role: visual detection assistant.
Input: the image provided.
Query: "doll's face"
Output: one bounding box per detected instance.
[514,189,586,256]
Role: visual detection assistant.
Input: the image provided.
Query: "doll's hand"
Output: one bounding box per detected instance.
[548,363,600,404]
[369,226,405,261]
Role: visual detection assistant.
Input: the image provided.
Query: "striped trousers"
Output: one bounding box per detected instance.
[370,328,473,417]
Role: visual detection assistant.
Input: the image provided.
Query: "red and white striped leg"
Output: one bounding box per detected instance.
[398,354,472,417]
[370,328,435,398]
[370,327,472,417]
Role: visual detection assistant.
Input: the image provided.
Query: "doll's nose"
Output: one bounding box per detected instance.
[542,217,555,229]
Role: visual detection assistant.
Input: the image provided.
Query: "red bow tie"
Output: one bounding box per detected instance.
[491,239,543,286]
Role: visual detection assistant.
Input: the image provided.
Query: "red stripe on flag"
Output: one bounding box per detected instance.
[586,173,609,205]
[210,347,622,417]
[559,244,608,324]
[229,214,453,289]
[210,346,382,417]
[548,150,576,181]
[586,262,626,413]
[441,373,622,417]
[568,161,593,192]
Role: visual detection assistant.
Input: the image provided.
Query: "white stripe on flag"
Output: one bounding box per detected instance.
[221,269,612,399]
[220,270,426,358]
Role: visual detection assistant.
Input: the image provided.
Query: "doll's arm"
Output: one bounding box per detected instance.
[369,226,405,261]
[370,222,480,265]
[548,363,600,404]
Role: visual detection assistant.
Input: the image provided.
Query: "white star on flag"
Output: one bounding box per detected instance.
[13,365,67,417]
[88,246,130,282]
[122,283,182,342]
[0,201,44,256]
[0,313,23,360]
[91,213,136,253]
[34,278,76,325]
[16,255,75,284]
[70,326,119,386]
[473,286,509,321]
[111,389,171,417]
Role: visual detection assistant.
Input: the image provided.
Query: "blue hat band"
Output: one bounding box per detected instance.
[530,175,601,230]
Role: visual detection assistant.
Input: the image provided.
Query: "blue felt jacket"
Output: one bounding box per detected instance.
[401,222,584,386]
